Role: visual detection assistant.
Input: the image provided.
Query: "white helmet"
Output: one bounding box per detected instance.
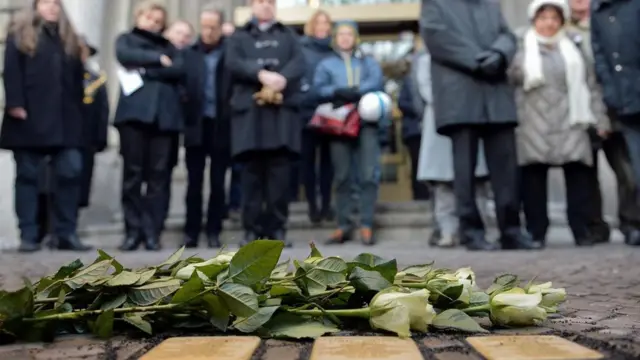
[358,91,392,123]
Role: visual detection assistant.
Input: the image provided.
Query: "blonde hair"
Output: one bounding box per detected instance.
[134,0,168,29]
[9,0,81,57]
[304,10,331,37]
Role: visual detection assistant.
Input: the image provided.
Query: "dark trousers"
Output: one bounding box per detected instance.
[301,130,333,211]
[229,163,242,211]
[290,162,300,202]
[14,149,82,243]
[118,123,174,239]
[588,131,640,232]
[618,117,640,203]
[450,125,521,242]
[242,151,291,236]
[78,150,95,208]
[521,162,591,242]
[404,135,430,200]
[185,144,230,238]
[160,134,180,230]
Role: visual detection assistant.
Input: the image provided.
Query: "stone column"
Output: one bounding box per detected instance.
[62,0,106,46]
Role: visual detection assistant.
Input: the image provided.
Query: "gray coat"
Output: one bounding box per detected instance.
[507,30,609,167]
[416,52,488,182]
[420,0,518,135]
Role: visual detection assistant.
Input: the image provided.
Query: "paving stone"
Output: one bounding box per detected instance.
[466,335,604,360]
[422,337,464,350]
[262,340,303,360]
[0,343,44,359]
[112,338,148,359]
[597,328,634,337]
[435,351,482,360]
[35,336,106,359]
[492,327,554,335]
[139,336,261,360]
[309,336,423,360]
[567,311,612,322]
[598,316,640,329]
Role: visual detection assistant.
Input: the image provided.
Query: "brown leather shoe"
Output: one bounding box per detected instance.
[325,229,351,245]
[359,227,375,246]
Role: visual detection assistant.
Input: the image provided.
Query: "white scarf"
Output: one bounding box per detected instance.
[523,28,595,127]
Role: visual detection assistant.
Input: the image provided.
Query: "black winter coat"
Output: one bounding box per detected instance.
[225,21,305,161]
[0,27,85,150]
[420,0,518,135]
[182,39,232,148]
[82,70,109,151]
[591,0,640,117]
[113,28,185,132]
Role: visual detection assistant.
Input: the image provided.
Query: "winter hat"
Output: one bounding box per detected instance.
[527,0,571,22]
[333,20,360,45]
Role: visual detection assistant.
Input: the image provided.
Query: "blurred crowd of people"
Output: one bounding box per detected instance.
[2,0,639,253]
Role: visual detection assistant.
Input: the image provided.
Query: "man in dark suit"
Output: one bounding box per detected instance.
[182,5,231,248]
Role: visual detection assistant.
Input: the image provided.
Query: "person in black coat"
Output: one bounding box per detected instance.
[78,39,109,210]
[1,0,91,253]
[299,10,335,224]
[181,7,231,249]
[114,1,185,251]
[226,0,305,246]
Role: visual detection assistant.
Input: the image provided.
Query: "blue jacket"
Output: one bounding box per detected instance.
[398,75,422,141]
[313,50,383,103]
[591,0,640,116]
[300,36,333,118]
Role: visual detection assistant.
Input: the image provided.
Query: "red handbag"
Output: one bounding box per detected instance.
[308,103,361,138]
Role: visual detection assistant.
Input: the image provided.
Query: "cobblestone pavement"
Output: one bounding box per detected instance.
[0,227,638,359]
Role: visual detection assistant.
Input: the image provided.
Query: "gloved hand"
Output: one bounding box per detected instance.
[253,86,283,106]
[333,87,361,103]
[475,50,505,77]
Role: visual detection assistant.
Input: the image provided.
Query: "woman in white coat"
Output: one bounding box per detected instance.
[415,50,492,248]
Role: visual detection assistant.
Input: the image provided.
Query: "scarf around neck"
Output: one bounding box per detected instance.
[523,28,595,127]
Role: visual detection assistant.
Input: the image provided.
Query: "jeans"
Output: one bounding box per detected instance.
[330,126,381,230]
[14,149,82,242]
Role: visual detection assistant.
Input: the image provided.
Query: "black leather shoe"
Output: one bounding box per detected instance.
[207,234,222,248]
[119,234,141,251]
[18,240,41,253]
[466,238,500,251]
[575,237,595,247]
[501,231,540,250]
[183,235,199,249]
[273,229,293,248]
[588,220,611,244]
[57,235,92,252]
[144,237,162,251]
[624,229,640,246]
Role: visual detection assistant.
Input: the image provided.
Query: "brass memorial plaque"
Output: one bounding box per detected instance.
[466,335,604,360]
[139,336,261,360]
[309,336,423,360]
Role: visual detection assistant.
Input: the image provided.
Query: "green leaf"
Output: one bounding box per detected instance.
[469,292,490,307]
[486,274,519,296]
[124,314,152,335]
[128,279,181,306]
[271,259,291,279]
[431,309,489,333]
[402,262,435,278]
[96,250,124,274]
[307,242,323,259]
[134,269,157,286]
[232,306,279,333]
[201,294,230,331]
[54,287,66,309]
[52,259,84,280]
[100,293,127,310]
[265,313,340,339]
[218,283,259,317]
[0,287,34,321]
[348,267,393,292]
[106,271,141,287]
[65,260,112,290]
[171,274,204,304]
[228,240,284,286]
[196,263,226,280]
[93,310,115,339]
[270,284,301,297]
[298,257,349,296]
[158,246,185,268]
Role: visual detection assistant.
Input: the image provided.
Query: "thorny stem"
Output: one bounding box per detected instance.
[24,304,178,322]
[287,307,371,319]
